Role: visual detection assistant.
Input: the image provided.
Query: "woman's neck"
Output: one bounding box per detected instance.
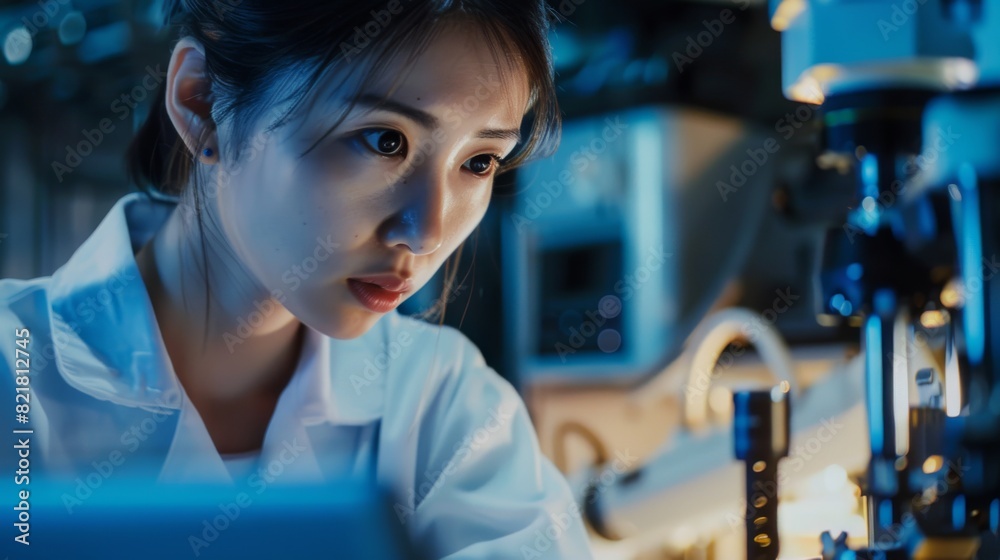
[135,196,304,404]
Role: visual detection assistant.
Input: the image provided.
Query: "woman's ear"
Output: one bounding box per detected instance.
[165,36,218,165]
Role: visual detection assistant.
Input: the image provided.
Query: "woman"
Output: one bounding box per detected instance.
[0,0,594,557]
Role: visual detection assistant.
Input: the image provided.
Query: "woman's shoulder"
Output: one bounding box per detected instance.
[373,310,521,425]
[0,276,65,412]
[379,311,505,388]
[0,274,51,300]
[0,276,54,334]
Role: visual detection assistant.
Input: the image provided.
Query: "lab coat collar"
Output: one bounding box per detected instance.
[47,192,387,425]
[48,192,183,413]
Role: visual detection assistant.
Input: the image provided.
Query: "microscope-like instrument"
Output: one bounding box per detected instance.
[771,0,1000,557]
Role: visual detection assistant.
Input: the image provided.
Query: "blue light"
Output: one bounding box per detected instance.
[76,21,132,64]
[3,27,32,65]
[622,59,645,83]
[866,316,884,454]
[861,154,879,198]
[605,27,634,59]
[548,29,584,70]
[643,57,668,84]
[879,499,893,527]
[846,263,863,281]
[597,329,621,353]
[599,295,622,319]
[878,500,895,540]
[957,163,985,365]
[839,301,853,316]
[569,62,610,95]
[830,294,853,316]
[873,290,896,318]
[953,494,966,531]
[59,11,87,46]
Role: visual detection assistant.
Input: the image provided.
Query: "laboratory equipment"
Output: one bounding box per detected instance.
[733,388,791,560]
[769,0,1000,556]
[556,3,1000,558]
[502,106,776,387]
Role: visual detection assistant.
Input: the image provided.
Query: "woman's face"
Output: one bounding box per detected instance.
[209,23,530,339]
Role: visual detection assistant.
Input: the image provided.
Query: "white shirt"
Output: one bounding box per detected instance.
[0,192,594,559]
[220,449,261,481]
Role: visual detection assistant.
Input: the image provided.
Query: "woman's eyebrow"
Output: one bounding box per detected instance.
[355,93,439,129]
[353,93,521,143]
[478,128,521,142]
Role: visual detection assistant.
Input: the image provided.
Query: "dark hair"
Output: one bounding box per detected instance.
[127,0,561,325]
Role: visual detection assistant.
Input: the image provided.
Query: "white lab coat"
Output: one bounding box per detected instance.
[0,192,595,559]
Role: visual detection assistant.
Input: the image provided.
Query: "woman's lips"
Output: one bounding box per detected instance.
[347,278,405,313]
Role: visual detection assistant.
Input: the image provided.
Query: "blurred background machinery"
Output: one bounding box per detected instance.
[0,0,168,278]
[6,0,1000,558]
[761,0,1000,557]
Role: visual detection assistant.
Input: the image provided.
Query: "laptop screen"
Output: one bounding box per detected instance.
[7,474,423,559]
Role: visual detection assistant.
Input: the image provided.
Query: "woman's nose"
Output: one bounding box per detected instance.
[378,170,446,256]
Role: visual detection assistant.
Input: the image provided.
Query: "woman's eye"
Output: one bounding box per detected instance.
[463,154,501,177]
[358,129,406,157]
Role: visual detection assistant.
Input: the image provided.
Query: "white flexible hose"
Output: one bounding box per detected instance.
[633,307,798,433]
